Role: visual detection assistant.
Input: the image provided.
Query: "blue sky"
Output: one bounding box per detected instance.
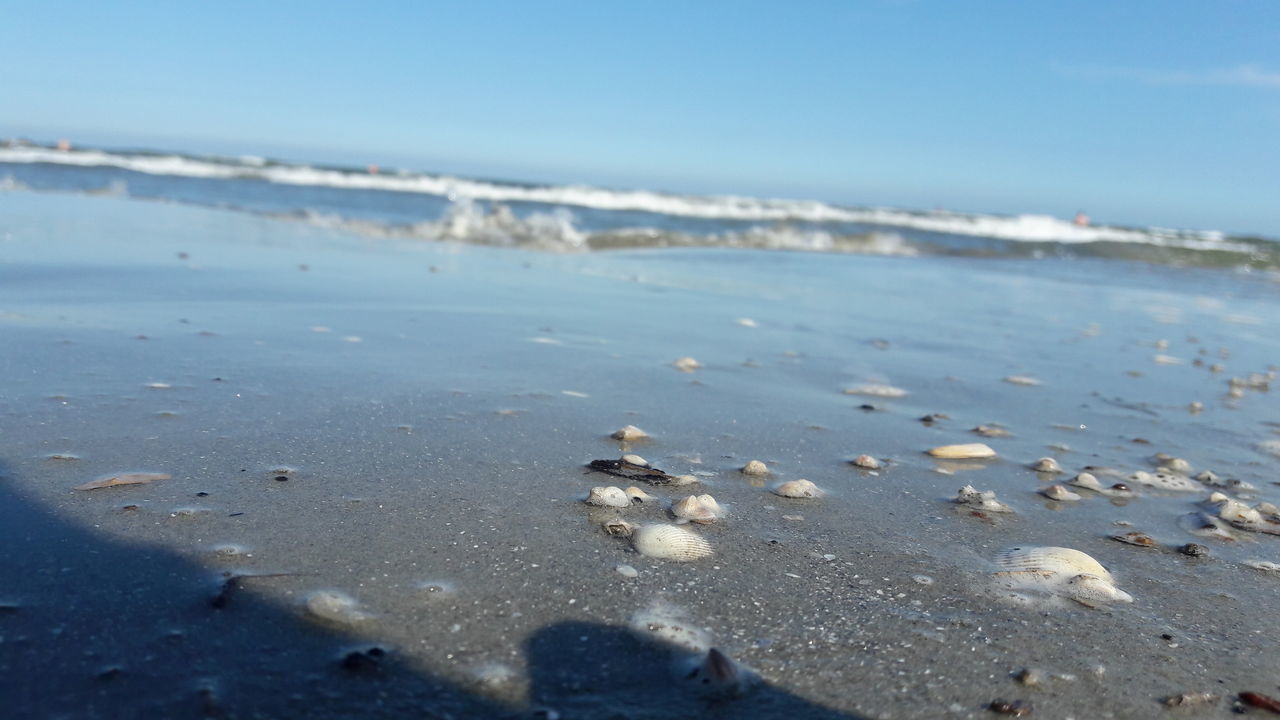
[3,1,1278,235]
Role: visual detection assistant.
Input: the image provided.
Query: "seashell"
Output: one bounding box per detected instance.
[1031,457,1064,473]
[1205,493,1280,535]
[671,494,724,524]
[1153,354,1183,365]
[1157,456,1193,474]
[850,454,881,469]
[927,443,996,459]
[954,485,1013,512]
[772,479,822,498]
[602,518,637,537]
[991,546,1133,607]
[673,356,702,372]
[625,486,656,503]
[1128,470,1200,493]
[621,453,649,467]
[973,424,1012,438]
[305,590,372,626]
[585,486,631,508]
[1068,472,1135,498]
[671,474,699,486]
[1040,484,1081,502]
[631,524,713,561]
[629,599,711,652]
[680,647,758,698]
[1003,375,1042,386]
[843,383,908,398]
[1188,401,1204,413]
[1244,559,1280,574]
[1110,531,1157,548]
[1178,543,1208,557]
[740,460,769,475]
[611,425,649,441]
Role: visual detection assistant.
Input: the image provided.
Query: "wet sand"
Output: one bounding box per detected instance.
[2,193,1279,719]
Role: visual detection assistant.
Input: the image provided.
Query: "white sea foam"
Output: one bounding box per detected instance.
[0,146,1256,251]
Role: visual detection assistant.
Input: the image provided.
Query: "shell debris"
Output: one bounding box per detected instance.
[625,486,656,503]
[1003,375,1042,386]
[928,443,997,459]
[631,524,713,561]
[1128,470,1200,493]
[772,479,823,498]
[954,485,1013,513]
[602,518,638,537]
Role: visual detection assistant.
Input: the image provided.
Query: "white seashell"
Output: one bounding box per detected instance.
[611,425,649,441]
[1040,484,1082,502]
[973,424,1012,438]
[1004,375,1042,386]
[1205,494,1280,535]
[305,590,372,626]
[991,546,1132,607]
[679,647,758,698]
[631,524,713,561]
[843,383,908,398]
[1068,472,1135,498]
[1031,457,1064,473]
[850,454,882,469]
[1128,470,1199,493]
[621,453,649,467]
[954,485,1013,513]
[927,443,997,459]
[772,479,822,498]
[671,474,699,486]
[586,486,631,508]
[1158,457,1193,474]
[629,599,711,652]
[625,486,656,503]
[740,459,769,475]
[673,356,702,372]
[615,563,639,578]
[1153,354,1183,365]
[671,494,725,524]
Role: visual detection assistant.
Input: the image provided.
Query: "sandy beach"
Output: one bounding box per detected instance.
[2,192,1279,719]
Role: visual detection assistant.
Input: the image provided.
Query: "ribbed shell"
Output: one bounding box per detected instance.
[991,546,1132,605]
[631,524,713,561]
[671,494,723,524]
[993,546,1113,581]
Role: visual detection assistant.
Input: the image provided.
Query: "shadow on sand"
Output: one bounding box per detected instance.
[0,461,864,719]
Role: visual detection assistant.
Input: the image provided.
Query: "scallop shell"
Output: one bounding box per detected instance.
[631,524,713,561]
[740,460,769,476]
[991,546,1132,607]
[625,486,656,503]
[611,425,649,441]
[772,479,822,498]
[1040,484,1081,502]
[851,454,882,469]
[927,443,997,459]
[671,494,724,524]
[586,486,631,508]
[843,383,908,398]
[1031,457,1064,473]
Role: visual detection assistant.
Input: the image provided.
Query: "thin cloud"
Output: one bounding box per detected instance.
[1056,62,1280,89]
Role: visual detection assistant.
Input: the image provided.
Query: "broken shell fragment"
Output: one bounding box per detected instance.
[1003,375,1042,386]
[586,486,631,508]
[305,590,372,626]
[928,443,996,459]
[673,357,702,372]
[1040,484,1082,502]
[955,485,1013,513]
[602,518,638,537]
[625,486,656,503]
[671,494,725,524]
[843,383,908,398]
[76,472,171,490]
[621,453,649,467]
[740,459,769,475]
[611,425,649,441]
[850,454,881,469]
[631,524,713,561]
[991,546,1133,607]
[772,479,823,498]
[1031,457,1064,473]
[671,474,699,486]
[1110,531,1157,548]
